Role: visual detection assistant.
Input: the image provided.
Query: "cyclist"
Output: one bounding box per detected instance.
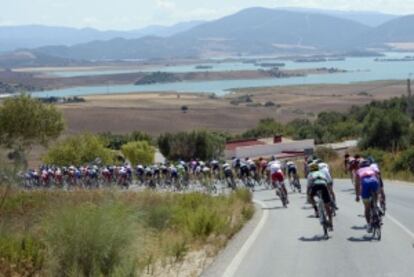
[210,160,221,179]
[349,154,361,186]
[286,160,299,186]
[355,159,381,233]
[223,163,236,190]
[268,159,289,204]
[307,162,333,231]
[368,157,386,213]
[316,159,338,210]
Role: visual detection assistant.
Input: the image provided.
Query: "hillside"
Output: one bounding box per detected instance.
[25,8,371,61]
[0,21,204,52]
[357,15,414,48]
[278,7,397,27]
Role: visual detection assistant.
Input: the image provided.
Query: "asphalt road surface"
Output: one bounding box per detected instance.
[221,179,414,277]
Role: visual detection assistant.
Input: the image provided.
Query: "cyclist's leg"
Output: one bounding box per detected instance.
[361,178,378,226]
[277,171,289,201]
[327,182,338,209]
[321,186,333,227]
[309,185,318,217]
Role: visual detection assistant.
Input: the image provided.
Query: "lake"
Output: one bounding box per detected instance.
[31,52,414,98]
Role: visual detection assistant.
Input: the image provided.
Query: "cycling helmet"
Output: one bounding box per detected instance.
[309,163,319,172]
[359,159,371,168]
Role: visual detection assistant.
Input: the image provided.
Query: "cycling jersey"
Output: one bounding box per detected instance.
[268,161,281,175]
[307,171,328,187]
[307,171,331,203]
[357,167,380,200]
[318,163,333,185]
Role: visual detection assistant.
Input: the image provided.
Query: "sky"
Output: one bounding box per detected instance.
[1,0,414,30]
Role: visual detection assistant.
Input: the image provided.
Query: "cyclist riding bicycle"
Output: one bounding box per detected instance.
[316,159,338,210]
[286,160,298,184]
[307,162,333,231]
[223,163,236,189]
[355,159,381,233]
[368,157,386,214]
[268,159,289,204]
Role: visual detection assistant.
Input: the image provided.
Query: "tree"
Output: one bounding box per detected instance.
[0,95,64,166]
[158,130,225,161]
[359,108,410,150]
[121,141,155,166]
[181,105,188,113]
[43,133,114,166]
[100,131,152,150]
[242,118,285,139]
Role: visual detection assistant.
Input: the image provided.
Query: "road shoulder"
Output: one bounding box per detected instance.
[201,202,264,277]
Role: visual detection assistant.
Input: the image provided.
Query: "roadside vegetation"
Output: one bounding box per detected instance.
[0,188,254,276]
[0,95,255,276]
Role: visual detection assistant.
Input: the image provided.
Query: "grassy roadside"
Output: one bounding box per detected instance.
[0,189,254,276]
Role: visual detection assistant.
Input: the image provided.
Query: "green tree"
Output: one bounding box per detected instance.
[359,108,410,150]
[0,95,64,166]
[242,118,285,139]
[158,130,225,161]
[121,141,155,165]
[100,131,152,150]
[43,133,114,166]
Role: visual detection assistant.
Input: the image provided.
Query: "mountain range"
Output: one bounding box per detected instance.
[1,7,414,66]
[0,21,205,53]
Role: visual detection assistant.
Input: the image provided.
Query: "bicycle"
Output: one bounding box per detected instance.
[289,176,301,193]
[273,181,288,208]
[370,193,383,241]
[316,190,330,239]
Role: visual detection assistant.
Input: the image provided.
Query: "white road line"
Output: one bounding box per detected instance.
[386,213,414,240]
[222,199,269,277]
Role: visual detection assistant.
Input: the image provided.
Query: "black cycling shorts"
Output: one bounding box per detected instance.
[240,166,250,177]
[310,184,331,204]
[288,167,297,176]
[224,170,233,178]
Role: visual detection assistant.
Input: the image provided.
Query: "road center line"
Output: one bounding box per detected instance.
[386,213,414,240]
[222,199,269,277]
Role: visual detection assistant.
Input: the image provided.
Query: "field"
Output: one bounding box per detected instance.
[58,80,407,136]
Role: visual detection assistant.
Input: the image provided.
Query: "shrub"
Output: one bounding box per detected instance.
[393,147,414,174]
[181,105,189,113]
[43,133,115,166]
[158,130,225,160]
[100,131,152,150]
[315,146,338,162]
[43,203,138,276]
[121,141,155,166]
[0,235,45,276]
[242,118,285,139]
[359,108,410,150]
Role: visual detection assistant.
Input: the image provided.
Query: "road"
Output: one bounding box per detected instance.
[221,180,414,277]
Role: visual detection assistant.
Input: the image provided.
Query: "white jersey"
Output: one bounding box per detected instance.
[318,163,333,184]
[370,163,380,174]
[268,161,282,174]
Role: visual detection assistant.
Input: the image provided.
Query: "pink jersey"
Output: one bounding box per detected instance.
[356,167,377,180]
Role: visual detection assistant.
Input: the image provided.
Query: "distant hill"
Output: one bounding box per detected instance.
[278,7,397,27]
[24,8,371,62]
[356,15,414,47]
[0,21,205,52]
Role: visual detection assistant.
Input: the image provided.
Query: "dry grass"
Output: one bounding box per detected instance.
[0,188,254,276]
[57,80,407,136]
